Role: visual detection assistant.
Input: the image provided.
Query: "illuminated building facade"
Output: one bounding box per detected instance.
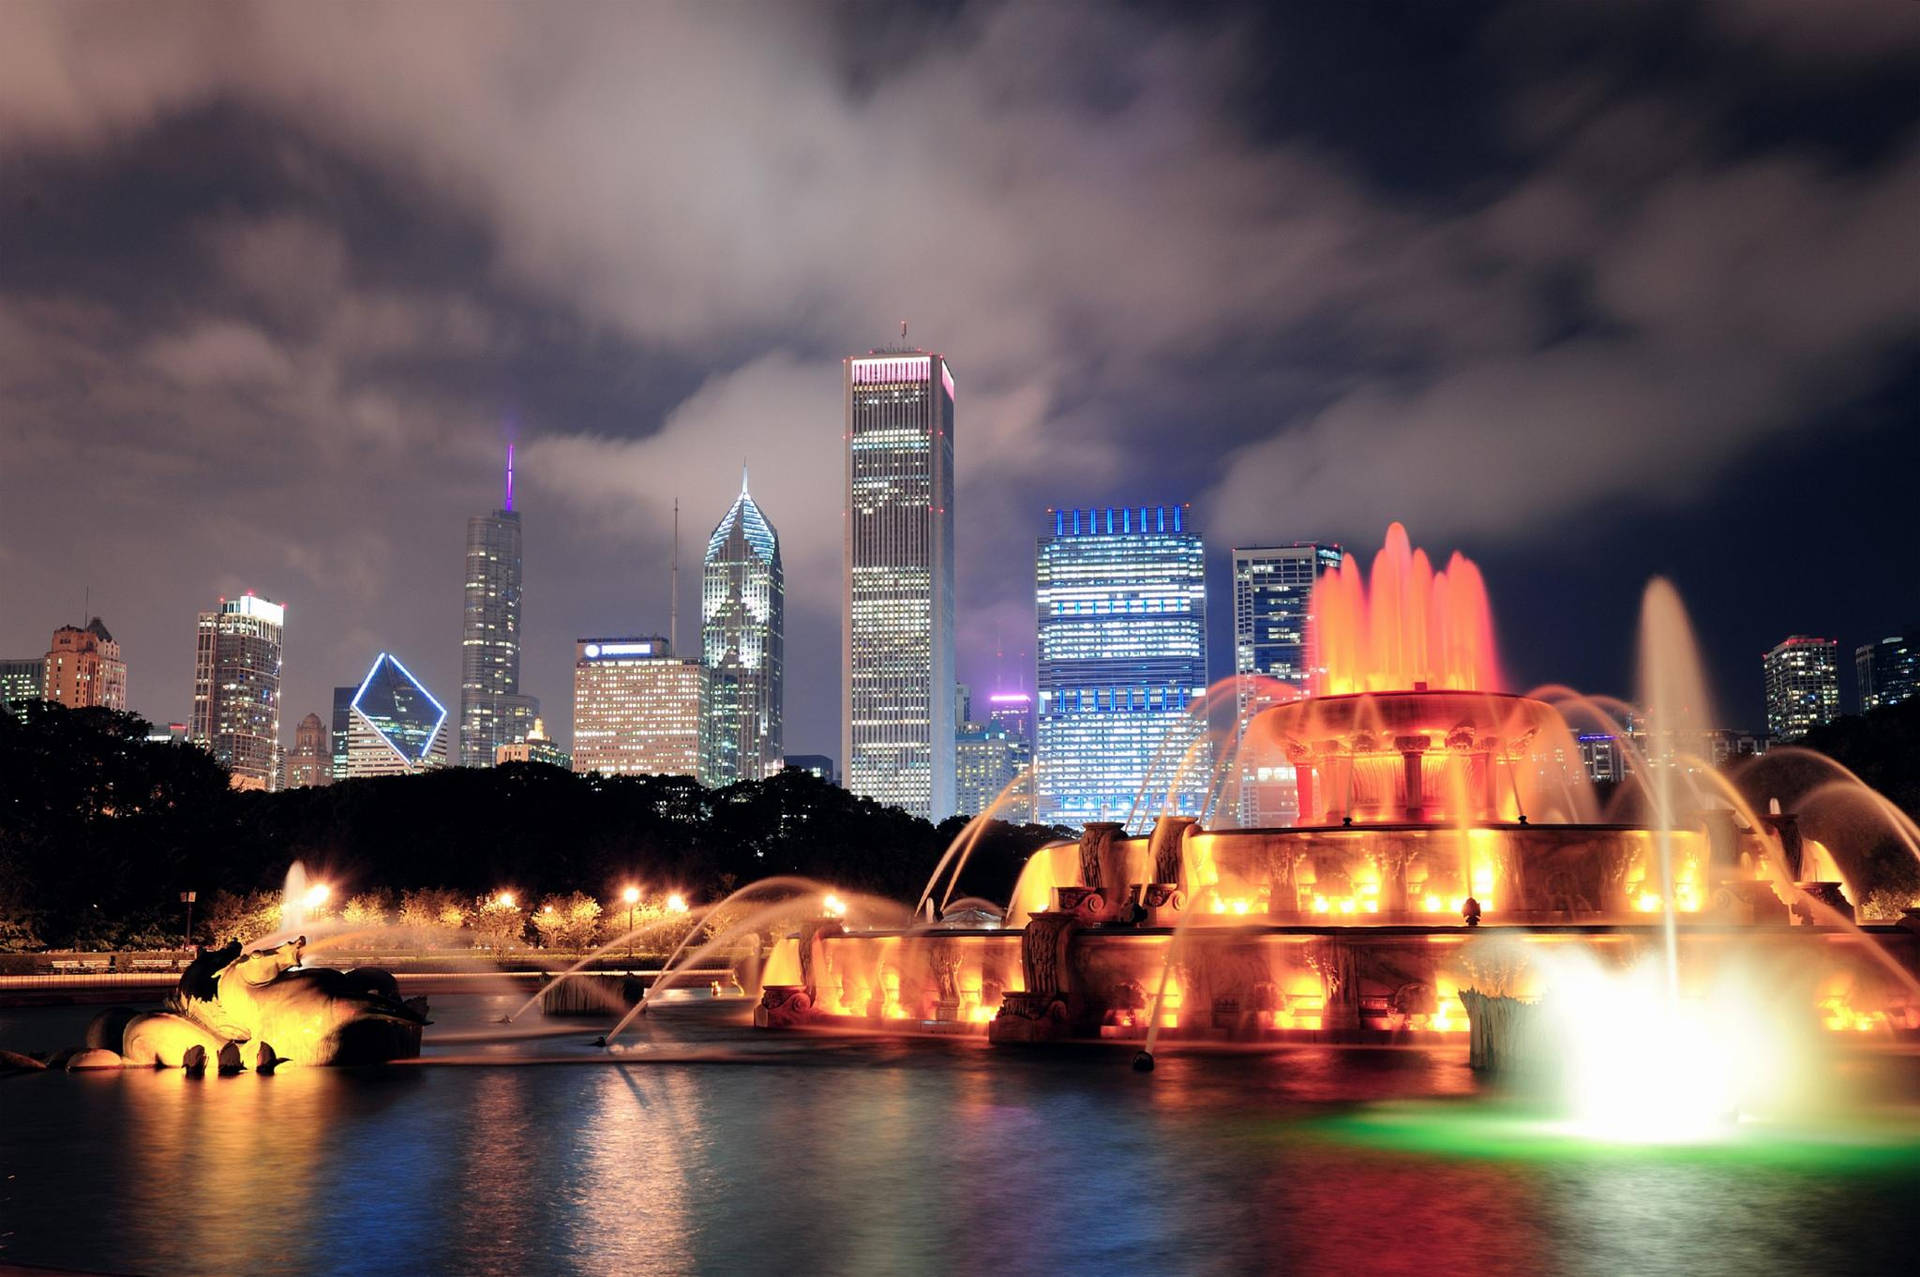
[190,594,284,789]
[1857,633,1918,713]
[459,449,539,767]
[571,637,706,778]
[496,717,571,769]
[345,652,449,777]
[700,474,784,785]
[1230,543,1343,826]
[843,345,956,820]
[1,657,43,716]
[1035,505,1207,830]
[1763,636,1840,740]
[282,712,332,789]
[330,685,354,780]
[44,618,126,711]
[985,691,1034,749]
[956,721,1031,822]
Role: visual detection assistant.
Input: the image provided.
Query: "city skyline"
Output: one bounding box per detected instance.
[1,2,1916,765]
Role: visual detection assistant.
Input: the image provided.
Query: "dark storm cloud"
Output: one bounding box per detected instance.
[0,0,1915,746]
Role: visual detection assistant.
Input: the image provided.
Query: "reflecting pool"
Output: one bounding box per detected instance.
[4,995,1919,1276]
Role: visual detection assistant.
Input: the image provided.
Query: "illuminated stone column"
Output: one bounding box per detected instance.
[1396,734,1430,822]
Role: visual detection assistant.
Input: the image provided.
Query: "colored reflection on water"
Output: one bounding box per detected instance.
[3,996,1919,1275]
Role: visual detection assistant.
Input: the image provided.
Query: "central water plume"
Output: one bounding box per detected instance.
[1308,522,1500,696]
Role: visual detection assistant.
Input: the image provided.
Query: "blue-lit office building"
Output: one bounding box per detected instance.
[1035,505,1207,830]
[345,652,449,777]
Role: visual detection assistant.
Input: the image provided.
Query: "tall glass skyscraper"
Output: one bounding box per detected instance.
[346,652,449,777]
[1035,505,1207,830]
[1231,543,1342,825]
[1856,633,1917,713]
[190,594,285,790]
[459,446,538,767]
[1763,635,1840,740]
[701,471,783,786]
[843,344,956,820]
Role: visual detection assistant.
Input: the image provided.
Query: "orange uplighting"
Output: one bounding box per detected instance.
[1307,523,1501,696]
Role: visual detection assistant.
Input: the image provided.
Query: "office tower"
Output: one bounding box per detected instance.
[1577,733,1625,786]
[843,341,956,820]
[331,685,354,780]
[1230,543,1343,825]
[571,637,706,778]
[496,717,570,768]
[1763,636,1840,740]
[985,691,1034,749]
[44,618,126,710]
[190,594,285,790]
[345,652,449,777]
[1,657,43,715]
[1857,633,1918,712]
[283,712,331,789]
[700,472,784,786]
[1035,505,1207,830]
[955,721,1031,823]
[459,447,538,766]
[782,754,837,785]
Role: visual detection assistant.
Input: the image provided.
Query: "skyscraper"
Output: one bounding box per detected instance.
[44,618,126,710]
[345,652,449,777]
[1763,636,1840,740]
[459,446,538,766]
[844,341,957,821]
[1231,543,1343,825]
[1035,505,1207,830]
[282,712,332,789]
[190,594,284,789]
[700,471,784,786]
[1857,632,1918,713]
[571,637,706,778]
[1,657,43,715]
[955,721,1030,823]
[330,685,354,780]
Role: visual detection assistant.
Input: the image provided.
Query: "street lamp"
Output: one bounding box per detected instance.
[179,890,196,948]
[622,886,640,964]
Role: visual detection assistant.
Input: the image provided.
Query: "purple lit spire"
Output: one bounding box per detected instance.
[504,442,515,512]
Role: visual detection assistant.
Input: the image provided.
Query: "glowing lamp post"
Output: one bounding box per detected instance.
[623,886,640,964]
[179,890,196,947]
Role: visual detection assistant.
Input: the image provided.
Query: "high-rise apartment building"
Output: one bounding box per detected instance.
[345,652,449,777]
[282,712,332,789]
[1,657,43,715]
[700,473,783,786]
[190,594,285,790]
[1763,636,1840,740]
[1035,505,1207,830]
[1230,543,1343,826]
[571,637,706,778]
[843,343,956,820]
[459,448,538,767]
[44,618,126,710]
[1857,633,1918,713]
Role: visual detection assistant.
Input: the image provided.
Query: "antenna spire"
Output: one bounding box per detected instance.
[670,497,680,656]
[504,441,515,512]
[900,318,908,342]
[741,460,750,495]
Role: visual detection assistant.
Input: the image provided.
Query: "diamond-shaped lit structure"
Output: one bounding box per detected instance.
[345,652,448,777]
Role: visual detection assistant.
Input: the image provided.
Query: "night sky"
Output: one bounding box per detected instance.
[1,0,1915,756]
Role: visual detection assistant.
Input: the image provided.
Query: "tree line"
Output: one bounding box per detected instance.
[0,703,1066,950]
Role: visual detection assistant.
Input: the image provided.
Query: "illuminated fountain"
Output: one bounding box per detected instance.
[757,524,1920,1120]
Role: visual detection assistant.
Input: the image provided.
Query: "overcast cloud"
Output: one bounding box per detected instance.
[0,0,1915,748]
